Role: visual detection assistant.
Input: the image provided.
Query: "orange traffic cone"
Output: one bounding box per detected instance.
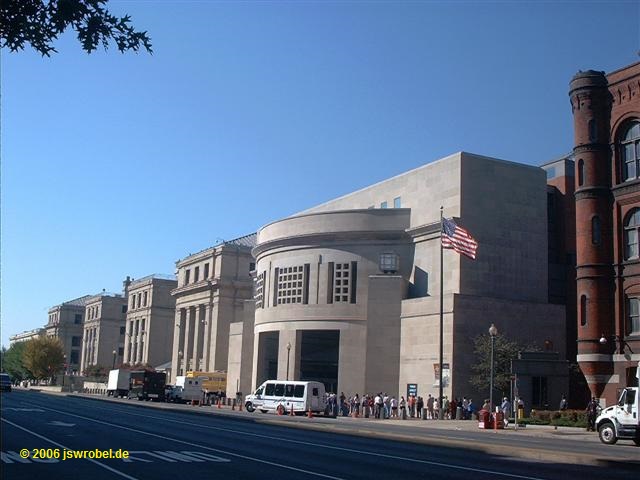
[217,398,222,409]
[307,408,313,419]
[277,404,284,415]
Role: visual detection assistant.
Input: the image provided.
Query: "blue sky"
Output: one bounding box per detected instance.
[1,0,639,348]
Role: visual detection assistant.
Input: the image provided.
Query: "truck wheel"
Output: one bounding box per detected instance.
[245,402,255,413]
[598,422,618,445]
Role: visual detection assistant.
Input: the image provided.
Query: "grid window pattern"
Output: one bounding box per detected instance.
[255,271,265,308]
[333,263,351,303]
[277,266,304,305]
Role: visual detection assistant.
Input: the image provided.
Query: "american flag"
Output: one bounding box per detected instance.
[441,217,478,260]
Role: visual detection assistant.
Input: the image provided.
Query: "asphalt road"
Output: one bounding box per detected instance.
[1,390,638,479]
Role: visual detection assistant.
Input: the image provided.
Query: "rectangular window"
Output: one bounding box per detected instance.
[303,264,310,305]
[393,196,401,208]
[121,305,127,314]
[294,385,305,398]
[265,383,275,396]
[118,347,124,357]
[71,336,82,347]
[120,326,126,335]
[628,298,639,335]
[274,384,285,396]
[70,351,79,364]
[194,266,200,282]
[185,269,191,285]
[74,314,82,324]
[285,384,295,397]
[204,263,210,279]
[249,262,256,272]
[380,201,388,209]
[131,296,136,310]
[143,291,148,307]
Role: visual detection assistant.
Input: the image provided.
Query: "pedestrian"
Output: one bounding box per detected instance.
[417,396,424,419]
[433,397,440,420]
[409,394,416,418]
[443,396,450,420]
[467,398,476,420]
[482,399,491,411]
[450,397,457,420]
[501,397,511,427]
[427,394,434,419]
[383,393,390,419]
[400,396,407,419]
[374,393,382,419]
[559,395,568,411]
[585,397,600,432]
[462,397,469,420]
[390,396,398,418]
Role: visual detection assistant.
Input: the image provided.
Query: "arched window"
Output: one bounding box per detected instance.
[580,295,587,326]
[592,216,601,245]
[620,120,640,181]
[578,159,585,186]
[624,208,640,260]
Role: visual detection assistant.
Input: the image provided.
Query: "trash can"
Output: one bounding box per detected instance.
[478,410,491,429]
[494,411,504,429]
[456,406,463,420]
[422,408,428,420]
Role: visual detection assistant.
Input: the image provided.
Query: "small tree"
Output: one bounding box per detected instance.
[23,336,65,382]
[2,342,32,382]
[469,332,535,399]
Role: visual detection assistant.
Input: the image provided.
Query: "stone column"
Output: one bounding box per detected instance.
[202,304,212,371]
[183,307,194,372]
[192,305,202,371]
[171,308,184,382]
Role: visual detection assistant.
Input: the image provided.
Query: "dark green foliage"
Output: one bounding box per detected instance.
[83,364,109,380]
[469,332,537,396]
[1,0,152,56]
[2,342,31,381]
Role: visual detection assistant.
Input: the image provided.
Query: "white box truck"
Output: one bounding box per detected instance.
[595,361,640,446]
[107,369,130,398]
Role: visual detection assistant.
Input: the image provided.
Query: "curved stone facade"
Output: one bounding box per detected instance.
[252,208,413,395]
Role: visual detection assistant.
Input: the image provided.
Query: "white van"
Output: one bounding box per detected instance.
[245,380,326,415]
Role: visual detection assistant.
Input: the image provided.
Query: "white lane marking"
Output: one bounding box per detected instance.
[23,399,550,480]
[19,404,344,480]
[1,418,138,480]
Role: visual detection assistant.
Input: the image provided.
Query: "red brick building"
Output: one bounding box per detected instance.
[570,62,640,406]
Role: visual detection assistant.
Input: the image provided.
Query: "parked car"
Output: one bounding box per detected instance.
[0,373,12,392]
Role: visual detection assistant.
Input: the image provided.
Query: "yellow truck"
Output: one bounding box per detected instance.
[186,371,227,399]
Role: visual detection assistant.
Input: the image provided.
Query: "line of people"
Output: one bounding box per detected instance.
[325,392,495,420]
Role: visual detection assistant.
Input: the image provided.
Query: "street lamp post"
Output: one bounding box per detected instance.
[112,349,117,370]
[286,342,291,381]
[178,350,183,376]
[489,324,498,411]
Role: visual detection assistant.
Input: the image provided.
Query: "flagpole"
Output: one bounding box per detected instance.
[439,206,444,419]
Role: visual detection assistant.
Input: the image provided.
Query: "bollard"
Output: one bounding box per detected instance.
[307,408,313,419]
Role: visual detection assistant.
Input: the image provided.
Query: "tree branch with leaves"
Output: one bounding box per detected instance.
[1,0,152,56]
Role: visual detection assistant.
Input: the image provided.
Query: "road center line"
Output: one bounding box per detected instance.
[16,403,344,480]
[1,418,139,480]
[22,398,550,480]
